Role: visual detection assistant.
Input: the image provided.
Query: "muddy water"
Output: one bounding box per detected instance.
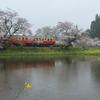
[0,56,100,100]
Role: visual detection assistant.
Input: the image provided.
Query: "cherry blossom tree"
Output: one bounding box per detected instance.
[75,37,100,47]
[0,8,33,49]
[57,21,88,49]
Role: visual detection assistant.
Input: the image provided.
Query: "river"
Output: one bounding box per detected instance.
[0,55,100,100]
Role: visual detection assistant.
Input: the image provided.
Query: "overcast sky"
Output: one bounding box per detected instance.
[0,0,100,34]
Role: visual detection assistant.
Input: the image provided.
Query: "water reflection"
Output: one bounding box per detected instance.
[0,56,55,71]
[0,56,100,100]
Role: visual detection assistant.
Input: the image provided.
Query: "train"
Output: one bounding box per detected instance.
[0,35,55,46]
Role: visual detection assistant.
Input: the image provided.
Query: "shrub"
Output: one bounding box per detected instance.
[5,43,12,49]
[69,47,83,51]
[18,43,25,49]
[49,45,54,49]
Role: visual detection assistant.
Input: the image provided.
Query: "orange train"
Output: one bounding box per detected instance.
[0,35,55,46]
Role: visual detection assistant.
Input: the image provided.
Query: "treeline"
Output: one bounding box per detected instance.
[87,14,100,39]
[1,8,100,50]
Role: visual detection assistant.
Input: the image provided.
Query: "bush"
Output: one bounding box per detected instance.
[5,43,12,49]
[18,43,25,49]
[69,47,83,51]
[49,45,54,49]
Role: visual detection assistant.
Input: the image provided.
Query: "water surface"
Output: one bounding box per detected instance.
[0,56,100,100]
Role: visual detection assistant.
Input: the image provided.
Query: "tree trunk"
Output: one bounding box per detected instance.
[2,41,6,50]
[65,43,72,49]
[33,43,36,49]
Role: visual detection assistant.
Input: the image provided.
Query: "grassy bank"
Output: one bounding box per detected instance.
[0,46,100,56]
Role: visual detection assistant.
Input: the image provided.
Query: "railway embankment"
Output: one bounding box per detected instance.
[0,47,100,56]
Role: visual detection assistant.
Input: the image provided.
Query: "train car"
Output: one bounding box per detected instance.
[8,35,34,46]
[0,35,55,46]
[33,36,55,46]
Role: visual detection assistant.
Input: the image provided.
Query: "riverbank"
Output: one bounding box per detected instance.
[0,46,100,56]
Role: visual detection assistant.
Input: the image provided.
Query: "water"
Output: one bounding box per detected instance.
[0,56,100,100]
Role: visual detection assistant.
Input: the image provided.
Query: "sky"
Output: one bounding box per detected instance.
[0,0,100,35]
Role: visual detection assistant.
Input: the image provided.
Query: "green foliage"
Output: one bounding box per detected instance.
[85,29,91,33]
[49,45,54,49]
[60,44,65,49]
[90,14,100,39]
[5,43,11,49]
[18,43,25,49]
[69,47,83,51]
[0,47,100,56]
[34,47,41,52]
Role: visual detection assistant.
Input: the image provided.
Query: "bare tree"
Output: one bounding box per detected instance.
[57,21,87,49]
[35,26,52,37]
[35,26,61,41]
[51,26,61,41]
[0,8,33,49]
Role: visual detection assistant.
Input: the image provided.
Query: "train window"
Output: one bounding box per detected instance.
[33,38,35,41]
[29,38,31,40]
[39,38,41,41]
[42,39,44,41]
[51,39,52,41]
[19,38,20,40]
[48,39,49,41]
[22,37,24,40]
[25,38,28,40]
[36,38,38,41]
[11,37,14,40]
[15,37,17,40]
[45,38,46,40]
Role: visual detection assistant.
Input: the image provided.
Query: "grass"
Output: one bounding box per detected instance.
[0,46,100,56]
